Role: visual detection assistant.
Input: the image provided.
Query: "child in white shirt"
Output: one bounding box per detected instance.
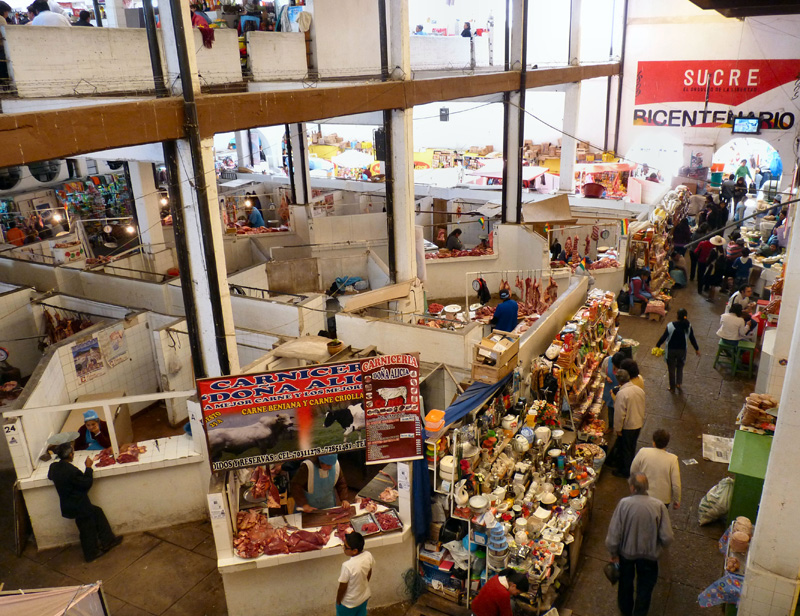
[336,531,375,616]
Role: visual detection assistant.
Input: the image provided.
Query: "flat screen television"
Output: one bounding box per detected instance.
[732,117,761,134]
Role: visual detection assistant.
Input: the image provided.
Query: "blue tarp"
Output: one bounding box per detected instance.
[412,374,512,542]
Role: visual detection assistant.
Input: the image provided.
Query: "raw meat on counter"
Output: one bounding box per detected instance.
[378,470,399,503]
[361,523,379,533]
[233,509,337,559]
[116,443,147,464]
[425,248,493,259]
[374,511,401,531]
[94,448,116,467]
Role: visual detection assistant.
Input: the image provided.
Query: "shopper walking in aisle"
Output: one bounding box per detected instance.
[672,217,692,255]
[631,430,681,509]
[602,352,625,432]
[620,358,644,390]
[612,369,646,479]
[606,473,674,616]
[731,249,754,290]
[655,308,700,392]
[47,443,122,562]
[701,236,726,300]
[688,223,709,282]
[720,175,735,208]
[471,568,530,616]
[735,159,752,182]
[692,232,716,294]
[336,532,374,616]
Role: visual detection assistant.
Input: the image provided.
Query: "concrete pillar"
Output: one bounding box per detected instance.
[234,131,251,169]
[102,0,127,28]
[128,162,165,248]
[386,0,417,287]
[559,82,581,194]
[568,0,581,66]
[288,124,311,204]
[738,209,800,616]
[157,0,239,376]
[501,0,527,224]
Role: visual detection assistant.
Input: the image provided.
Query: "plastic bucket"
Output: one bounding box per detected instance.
[710,172,723,187]
[593,451,607,472]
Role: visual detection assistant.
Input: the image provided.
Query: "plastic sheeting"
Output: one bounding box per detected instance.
[441,374,512,427]
[0,583,106,616]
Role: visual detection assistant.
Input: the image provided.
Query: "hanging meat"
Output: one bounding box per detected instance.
[584,235,591,257]
[542,277,558,309]
[530,278,542,314]
[499,278,510,294]
[515,274,524,297]
[249,465,281,508]
[564,236,572,255]
[591,225,600,241]
[524,276,533,308]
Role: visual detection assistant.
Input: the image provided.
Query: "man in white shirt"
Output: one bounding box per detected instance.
[30,0,71,25]
[612,369,646,479]
[630,429,681,509]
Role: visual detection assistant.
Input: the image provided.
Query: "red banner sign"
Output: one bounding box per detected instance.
[635,60,800,106]
[361,354,423,464]
[197,355,423,471]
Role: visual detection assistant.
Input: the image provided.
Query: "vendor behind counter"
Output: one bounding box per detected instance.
[290,454,350,512]
[74,409,112,451]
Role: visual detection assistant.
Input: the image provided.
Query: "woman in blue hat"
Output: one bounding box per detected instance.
[290,454,350,512]
[74,409,112,451]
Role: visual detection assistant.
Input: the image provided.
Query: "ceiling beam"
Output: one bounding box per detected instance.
[0,62,619,167]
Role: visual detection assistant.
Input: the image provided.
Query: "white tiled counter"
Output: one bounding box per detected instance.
[19,435,210,549]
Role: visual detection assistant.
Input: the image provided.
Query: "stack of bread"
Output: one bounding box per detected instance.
[741,393,778,432]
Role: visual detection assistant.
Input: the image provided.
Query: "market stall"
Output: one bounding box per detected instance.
[417,288,623,613]
[574,162,637,200]
[197,353,422,616]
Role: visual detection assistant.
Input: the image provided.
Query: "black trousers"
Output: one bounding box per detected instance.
[618,557,659,616]
[73,505,115,561]
[688,251,698,281]
[617,428,641,478]
[666,349,687,389]
[695,261,708,293]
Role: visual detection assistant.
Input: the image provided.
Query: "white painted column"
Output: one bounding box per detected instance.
[234,131,250,168]
[739,208,800,616]
[127,162,165,248]
[568,0,582,66]
[501,0,526,224]
[288,124,311,204]
[102,0,127,28]
[156,0,239,376]
[559,82,581,194]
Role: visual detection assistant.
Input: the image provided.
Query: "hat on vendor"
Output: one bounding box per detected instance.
[710,235,725,246]
[499,289,511,299]
[318,453,338,466]
[83,409,100,422]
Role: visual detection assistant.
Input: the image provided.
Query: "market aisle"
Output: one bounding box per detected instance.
[560,287,748,616]
[0,469,228,616]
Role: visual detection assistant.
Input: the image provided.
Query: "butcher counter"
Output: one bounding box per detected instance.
[17,435,210,549]
[207,464,417,616]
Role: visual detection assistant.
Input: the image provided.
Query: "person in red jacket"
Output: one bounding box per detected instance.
[471,568,529,616]
[692,234,719,296]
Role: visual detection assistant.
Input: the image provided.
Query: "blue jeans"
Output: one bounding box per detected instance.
[337,600,368,616]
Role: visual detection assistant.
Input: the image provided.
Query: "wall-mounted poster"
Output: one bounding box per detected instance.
[72,337,105,383]
[99,323,128,368]
[197,355,423,472]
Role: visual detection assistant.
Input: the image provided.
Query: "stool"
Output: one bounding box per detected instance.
[734,341,756,378]
[647,312,664,322]
[714,340,738,375]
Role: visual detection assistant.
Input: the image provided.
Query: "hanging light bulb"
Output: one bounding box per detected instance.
[245,199,252,207]
[52,213,63,223]
[160,197,168,206]
[126,225,136,234]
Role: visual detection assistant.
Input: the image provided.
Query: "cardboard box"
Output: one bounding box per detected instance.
[419,547,448,566]
[471,352,518,384]
[474,330,520,366]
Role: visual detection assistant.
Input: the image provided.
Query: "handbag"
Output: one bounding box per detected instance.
[604,562,620,585]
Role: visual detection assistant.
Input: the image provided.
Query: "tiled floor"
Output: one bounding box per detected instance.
[0,285,750,616]
[559,284,749,616]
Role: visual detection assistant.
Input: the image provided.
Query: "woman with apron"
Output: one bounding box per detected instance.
[290,454,350,512]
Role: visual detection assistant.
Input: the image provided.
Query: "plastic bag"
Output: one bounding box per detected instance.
[442,540,471,570]
[698,477,734,525]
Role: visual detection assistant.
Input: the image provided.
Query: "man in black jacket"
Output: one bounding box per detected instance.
[47,443,122,562]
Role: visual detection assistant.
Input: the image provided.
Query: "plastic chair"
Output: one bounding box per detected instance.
[714,339,738,375]
[734,341,756,378]
[239,15,260,34]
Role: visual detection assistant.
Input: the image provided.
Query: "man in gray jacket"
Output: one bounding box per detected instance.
[606,473,674,616]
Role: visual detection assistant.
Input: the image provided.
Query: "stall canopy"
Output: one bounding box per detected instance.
[0,583,107,616]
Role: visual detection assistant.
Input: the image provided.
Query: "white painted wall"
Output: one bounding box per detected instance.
[309,212,388,245]
[247,31,308,81]
[193,28,243,87]
[310,0,381,78]
[235,328,281,367]
[410,35,490,71]
[230,293,326,338]
[617,2,800,187]
[152,320,194,425]
[0,288,40,378]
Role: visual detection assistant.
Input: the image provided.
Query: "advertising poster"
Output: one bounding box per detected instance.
[71,337,106,383]
[99,323,128,367]
[361,354,423,464]
[197,361,367,472]
[197,355,424,472]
